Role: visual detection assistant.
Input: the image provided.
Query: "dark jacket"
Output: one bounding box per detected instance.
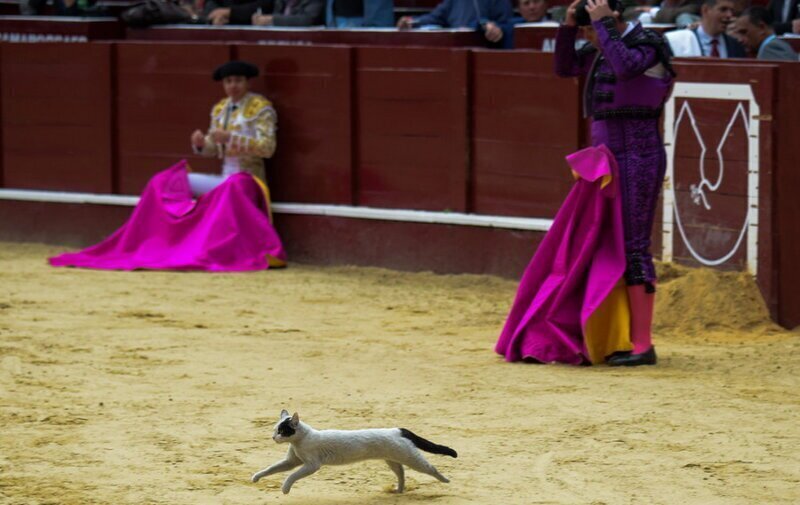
[652,0,701,24]
[325,0,394,27]
[767,0,799,35]
[758,35,799,60]
[205,0,325,26]
[692,27,747,57]
[413,0,514,48]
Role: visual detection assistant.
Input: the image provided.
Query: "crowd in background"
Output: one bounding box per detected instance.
[12,0,800,57]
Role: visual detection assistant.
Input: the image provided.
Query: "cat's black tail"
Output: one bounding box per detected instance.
[400,428,458,458]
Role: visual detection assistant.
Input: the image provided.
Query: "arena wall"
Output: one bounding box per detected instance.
[0,40,798,328]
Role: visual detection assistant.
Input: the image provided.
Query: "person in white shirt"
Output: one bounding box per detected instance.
[664,0,746,57]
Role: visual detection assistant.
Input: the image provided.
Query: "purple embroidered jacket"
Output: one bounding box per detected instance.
[554,18,675,287]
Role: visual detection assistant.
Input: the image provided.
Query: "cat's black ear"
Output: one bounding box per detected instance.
[290,412,300,427]
[280,409,290,420]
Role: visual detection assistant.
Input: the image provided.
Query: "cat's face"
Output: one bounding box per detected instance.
[272,410,300,443]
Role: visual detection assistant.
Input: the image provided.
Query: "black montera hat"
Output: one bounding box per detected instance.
[213,60,259,81]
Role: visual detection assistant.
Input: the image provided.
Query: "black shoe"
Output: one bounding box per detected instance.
[607,346,657,366]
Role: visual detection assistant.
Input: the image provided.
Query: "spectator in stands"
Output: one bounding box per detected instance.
[206,0,325,26]
[19,0,43,15]
[734,6,799,59]
[513,0,551,23]
[325,0,395,27]
[767,0,800,34]
[664,0,746,56]
[625,0,702,27]
[396,0,514,48]
[27,0,110,16]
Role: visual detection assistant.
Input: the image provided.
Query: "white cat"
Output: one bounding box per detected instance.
[251,410,457,494]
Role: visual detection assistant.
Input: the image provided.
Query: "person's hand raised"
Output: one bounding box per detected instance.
[564,0,582,27]
[585,0,614,21]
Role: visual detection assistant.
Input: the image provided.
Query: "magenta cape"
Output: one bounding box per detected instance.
[49,161,287,271]
[494,146,629,365]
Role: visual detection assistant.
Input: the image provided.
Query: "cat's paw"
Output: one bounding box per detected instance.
[251,473,261,483]
[281,484,292,494]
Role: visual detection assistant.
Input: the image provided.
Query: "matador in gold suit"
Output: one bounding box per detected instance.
[195,91,277,183]
[189,60,277,195]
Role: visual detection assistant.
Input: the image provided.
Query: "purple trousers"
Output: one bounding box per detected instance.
[591,117,666,286]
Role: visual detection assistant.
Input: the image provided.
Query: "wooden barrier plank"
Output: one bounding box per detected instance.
[235,44,353,204]
[0,44,3,188]
[672,97,752,163]
[0,15,123,41]
[471,50,580,217]
[115,42,231,194]
[274,213,544,278]
[1,42,113,192]
[355,46,468,211]
[669,60,777,319]
[774,62,800,328]
[514,23,675,50]
[126,26,484,47]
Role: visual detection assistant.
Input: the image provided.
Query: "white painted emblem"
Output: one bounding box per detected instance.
[662,83,760,274]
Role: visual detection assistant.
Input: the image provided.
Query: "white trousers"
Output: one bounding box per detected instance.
[187,173,228,197]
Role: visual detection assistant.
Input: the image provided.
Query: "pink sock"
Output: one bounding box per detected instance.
[627,284,655,354]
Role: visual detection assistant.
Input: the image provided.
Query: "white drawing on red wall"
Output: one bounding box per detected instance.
[662,83,760,275]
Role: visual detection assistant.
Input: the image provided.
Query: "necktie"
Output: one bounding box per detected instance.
[710,38,720,57]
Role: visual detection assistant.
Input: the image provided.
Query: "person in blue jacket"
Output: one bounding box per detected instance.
[397,0,514,48]
[326,0,395,27]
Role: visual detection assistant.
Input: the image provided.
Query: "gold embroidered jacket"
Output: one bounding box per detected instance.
[196,92,277,182]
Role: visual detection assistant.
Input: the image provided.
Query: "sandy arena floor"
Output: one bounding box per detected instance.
[1,242,798,505]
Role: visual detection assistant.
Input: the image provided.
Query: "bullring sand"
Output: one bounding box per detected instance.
[1,242,798,505]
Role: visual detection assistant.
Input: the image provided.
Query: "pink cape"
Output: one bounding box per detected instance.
[49,161,287,271]
[494,146,628,365]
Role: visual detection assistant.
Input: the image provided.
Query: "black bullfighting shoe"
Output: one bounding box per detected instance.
[607,346,657,367]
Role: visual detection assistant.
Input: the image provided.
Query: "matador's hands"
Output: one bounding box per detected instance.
[210,130,231,144]
[191,129,205,148]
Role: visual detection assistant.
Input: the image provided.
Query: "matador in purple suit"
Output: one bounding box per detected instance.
[556,0,674,365]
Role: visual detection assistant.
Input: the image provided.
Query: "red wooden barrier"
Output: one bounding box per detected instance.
[127,26,484,47]
[0,41,798,326]
[514,23,675,51]
[0,15,123,42]
[354,46,469,211]
[513,22,560,51]
[773,62,800,328]
[780,36,800,52]
[235,44,354,204]
[470,49,580,218]
[0,42,113,192]
[115,42,231,194]
[664,59,800,326]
